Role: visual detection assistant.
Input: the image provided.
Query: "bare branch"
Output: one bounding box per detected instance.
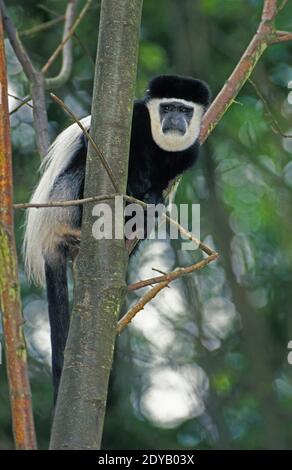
[164,214,215,256]
[152,267,167,275]
[73,32,95,66]
[118,254,218,333]
[37,4,62,17]
[42,0,93,79]
[270,30,292,44]
[262,0,277,20]
[45,0,79,90]
[127,252,219,293]
[14,188,216,269]
[8,93,33,109]
[9,94,31,115]
[13,194,148,210]
[36,4,95,67]
[14,194,115,209]
[277,0,288,13]
[200,0,279,144]
[13,188,215,252]
[117,281,170,334]
[20,15,65,37]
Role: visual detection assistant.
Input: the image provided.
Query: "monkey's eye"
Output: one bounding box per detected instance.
[180,107,188,113]
[164,105,170,111]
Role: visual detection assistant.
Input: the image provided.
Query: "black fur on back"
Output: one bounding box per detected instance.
[146,74,211,108]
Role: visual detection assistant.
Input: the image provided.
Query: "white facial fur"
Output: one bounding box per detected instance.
[146,97,204,152]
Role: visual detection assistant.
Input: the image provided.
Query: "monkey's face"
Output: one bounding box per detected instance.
[160,101,194,136]
[147,98,204,152]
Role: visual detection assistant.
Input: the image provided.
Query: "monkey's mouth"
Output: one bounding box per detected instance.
[163,127,185,136]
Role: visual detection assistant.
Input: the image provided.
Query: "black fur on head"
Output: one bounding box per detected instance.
[145,74,211,108]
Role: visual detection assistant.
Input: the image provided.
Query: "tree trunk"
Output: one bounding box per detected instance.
[50,0,143,450]
[0,11,36,450]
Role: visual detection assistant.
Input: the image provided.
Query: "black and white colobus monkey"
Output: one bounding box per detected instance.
[23,75,211,400]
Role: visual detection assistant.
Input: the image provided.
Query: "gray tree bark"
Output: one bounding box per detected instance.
[50,0,143,450]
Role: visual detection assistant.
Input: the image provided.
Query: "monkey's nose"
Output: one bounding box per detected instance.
[163,116,186,135]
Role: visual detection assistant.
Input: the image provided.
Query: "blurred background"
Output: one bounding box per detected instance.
[1,0,292,450]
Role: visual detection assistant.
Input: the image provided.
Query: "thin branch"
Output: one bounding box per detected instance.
[42,0,93,77]
[117,281,170,334]
[13,194,161,211]
[249,78,292,138]
[164,213,215,256]
[14,189,217,282]
[35,4,95,67]
[270,30,292,44]
[152,267,167,275]
[13,194,145,209]
[118,254,218,333]
[9,94,31,115]
[73,32,95,67]
[13,191,215,250]
[37,4,62,17]
[277,0,288,13]
[45,0,79,90]
[127,252,219,292]
[8,93,33,109]
[200,0,280,144]
[14,193,115,209]
[262,0,277,19]
[19,15,65,37]
[14,191,216,259]
[50,92,120,192]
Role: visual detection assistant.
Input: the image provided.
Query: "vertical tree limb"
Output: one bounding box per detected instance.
[50,0,143,450]
[0,0,49,156]
[0,12,36,450]
[30,70,50,156]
